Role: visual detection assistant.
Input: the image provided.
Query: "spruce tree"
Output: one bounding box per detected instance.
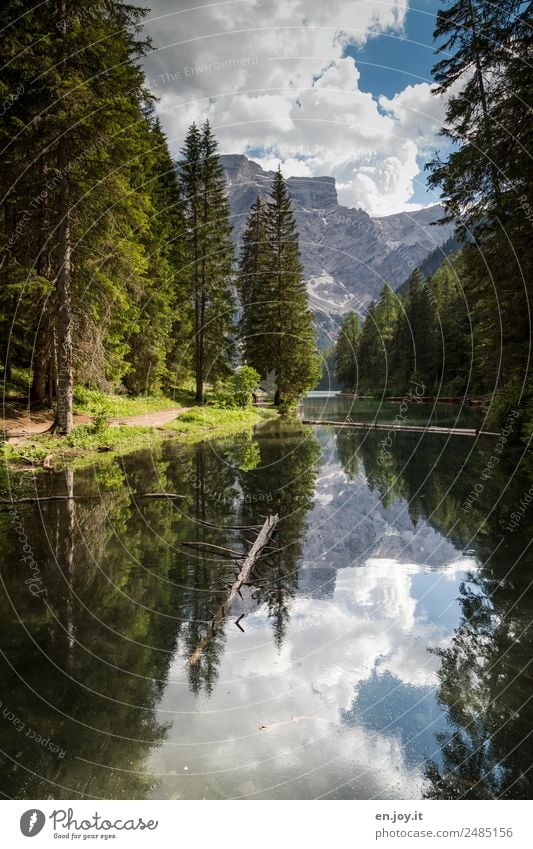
[358,284,399,393]
[179,121,235,403]
[429,0,532,422]
[335,312,362,391]
[263,169,320,405]
[238,195,271,372]
[1,0,167,431]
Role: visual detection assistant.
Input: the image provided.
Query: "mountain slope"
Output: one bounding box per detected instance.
[221,155,455,333]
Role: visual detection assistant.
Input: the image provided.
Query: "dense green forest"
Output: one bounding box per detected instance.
[0,0,318,434]
[334,0,533,440]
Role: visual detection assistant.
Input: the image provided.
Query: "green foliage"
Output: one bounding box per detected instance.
[238,172,321,405]
[335,312,362,391]
[73,387,180,417]
[357,284,400,393]
[344,262,473,399]
[178,121,236,403]
[427,0,532,437]
[0,1,191,411]
[209,366,260,409]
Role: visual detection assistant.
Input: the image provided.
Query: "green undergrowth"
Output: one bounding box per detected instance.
[3,406,277,471]
[164,406,277,443]
[72,386,195,417]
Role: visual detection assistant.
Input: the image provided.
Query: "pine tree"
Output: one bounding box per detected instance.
[428,0,532,424]
[1,0,166,431]
[335,312,362,391]
[238,195,271,372]
[358,284,399,393]
[263,169,320,405]
[179,121,235,403]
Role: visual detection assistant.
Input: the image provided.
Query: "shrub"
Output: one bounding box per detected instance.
[209,366,260,409]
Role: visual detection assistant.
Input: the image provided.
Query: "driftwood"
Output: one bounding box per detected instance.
[134,492,186,499]
[302,419,499,438]
[181,541,243,558]
[0,491,185,507]
[0,495,101,505]
[189,513,279,665]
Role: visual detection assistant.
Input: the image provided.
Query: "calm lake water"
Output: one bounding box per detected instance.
[302,391,485,429]
[1,400,531,799]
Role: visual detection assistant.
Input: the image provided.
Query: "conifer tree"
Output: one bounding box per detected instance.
[335,312,362,391]
[179,121,235,403]
[358,284,399,393]
[263,169,320,405]
[238,196,271,371]
[429,0,532,423]
[0,0,176,431]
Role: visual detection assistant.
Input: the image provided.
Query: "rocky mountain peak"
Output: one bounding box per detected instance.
[220,154,455,338]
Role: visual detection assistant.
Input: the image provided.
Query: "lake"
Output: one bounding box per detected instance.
[1,398,531,799]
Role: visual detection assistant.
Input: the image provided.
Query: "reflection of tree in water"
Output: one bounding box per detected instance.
[238,421,320,648]
[0,461,173,798]
[162,440,242,696]
[336,428,533,799]
[335,428,361,481]
[424,553,532,799]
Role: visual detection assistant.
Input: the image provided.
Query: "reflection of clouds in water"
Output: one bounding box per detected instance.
[149,555,476,799]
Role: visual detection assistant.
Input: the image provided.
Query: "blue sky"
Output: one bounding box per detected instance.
[349,3,440,98]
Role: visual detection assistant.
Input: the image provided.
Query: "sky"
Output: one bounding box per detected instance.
[142,1,452,216]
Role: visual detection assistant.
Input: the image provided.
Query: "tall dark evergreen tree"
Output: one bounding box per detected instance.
[429,0,533,431]
[178,121,235,404]
[335,311,362,391]
[1,0,188,430]
[258,169,319,404]
[358,284,399,393]
[238,195,271,371]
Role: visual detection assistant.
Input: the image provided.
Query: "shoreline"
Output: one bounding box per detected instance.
[2,407,277,472]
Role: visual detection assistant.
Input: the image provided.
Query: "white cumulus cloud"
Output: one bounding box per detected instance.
[143,1,449,214]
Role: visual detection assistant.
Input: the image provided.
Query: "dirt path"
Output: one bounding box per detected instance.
[2,405,188,439]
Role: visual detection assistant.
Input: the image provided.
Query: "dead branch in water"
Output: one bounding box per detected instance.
[0,491,185,508]
[189,513,279,665]
[196,518,263,531]
[181,541,243,558]
[0,495,101,506]
[135,492,186,499]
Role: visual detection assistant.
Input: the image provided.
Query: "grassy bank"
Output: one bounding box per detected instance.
[72,386,195,417]
[164,406,276,443]
[3,406,277,470]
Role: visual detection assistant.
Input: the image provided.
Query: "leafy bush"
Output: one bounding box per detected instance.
[209,366,260,409]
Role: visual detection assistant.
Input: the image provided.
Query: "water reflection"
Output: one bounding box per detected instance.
[0,412,531,799]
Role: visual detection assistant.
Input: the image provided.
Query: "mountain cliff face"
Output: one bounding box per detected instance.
[221,154,455,332]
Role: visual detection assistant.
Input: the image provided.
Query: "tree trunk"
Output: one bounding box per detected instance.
[274,388,281,406]
[31,320,50,404]
[194,292,202,403]
[56,133,73,434]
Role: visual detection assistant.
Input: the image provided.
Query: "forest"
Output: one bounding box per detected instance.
[334,0,532,440]
[1,0,319,440]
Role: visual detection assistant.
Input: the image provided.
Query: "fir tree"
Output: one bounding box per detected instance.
[263,169,320,405]
[0,0,175,431]
[335,312,362,391]
[238,195,271,372]
[179,121,235,403]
